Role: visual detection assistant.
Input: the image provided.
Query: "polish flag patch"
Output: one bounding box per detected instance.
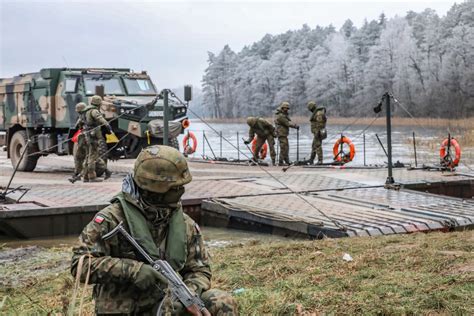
[94,215,105,224]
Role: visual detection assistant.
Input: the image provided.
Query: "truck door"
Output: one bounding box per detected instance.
[54,73,84,128]
[27,86,50,126]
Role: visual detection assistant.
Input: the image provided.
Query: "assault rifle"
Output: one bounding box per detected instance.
[102,222,210,316]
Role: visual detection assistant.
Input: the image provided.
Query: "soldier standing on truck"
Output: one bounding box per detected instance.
[308,101,327,165]
[244,117,277,165]
[274,102,299,166]
[83,95,112,182]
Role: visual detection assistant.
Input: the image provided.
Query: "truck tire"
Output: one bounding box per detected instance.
[9,130,40,171]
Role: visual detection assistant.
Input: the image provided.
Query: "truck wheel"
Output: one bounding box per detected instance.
[9,130,39,171]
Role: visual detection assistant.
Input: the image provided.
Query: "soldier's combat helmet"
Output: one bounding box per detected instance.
[91,95,102,106]
[133,145,192,193]
[247,117,257,126]
[75,102,87,113]
[280,101,290,109]
[307,101,317,112]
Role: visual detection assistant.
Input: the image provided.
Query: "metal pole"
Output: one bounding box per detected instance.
[202,131,205,157]
[1,140,30,200]
[363,132,366,166]
[412,131,417,167]
[385,93,394,184]
[163,90,169,146]
[219,131,222,158]
[296,128,299,162]
[375,133,389,158]
[237,131,240,161]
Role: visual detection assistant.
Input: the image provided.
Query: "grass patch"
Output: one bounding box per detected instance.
[0,231,472,314]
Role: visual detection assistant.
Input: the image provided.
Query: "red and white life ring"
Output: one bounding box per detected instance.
[182,131,198,154]
[251,137,268,159]
[440,138,461,168]
[333,136,356,163]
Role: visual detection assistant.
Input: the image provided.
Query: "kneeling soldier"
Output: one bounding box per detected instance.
[71,145,238,315]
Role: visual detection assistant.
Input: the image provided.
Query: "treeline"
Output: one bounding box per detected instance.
[201,1,474,118]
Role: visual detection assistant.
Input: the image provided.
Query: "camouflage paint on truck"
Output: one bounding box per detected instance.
[0,68,190,171]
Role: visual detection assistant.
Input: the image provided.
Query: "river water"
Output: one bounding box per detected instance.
[179,121,473,166]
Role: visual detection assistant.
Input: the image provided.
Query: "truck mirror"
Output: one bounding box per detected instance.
[95,85,105,97]
[184,85,192,102]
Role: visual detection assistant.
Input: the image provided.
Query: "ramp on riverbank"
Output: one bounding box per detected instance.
[1,157,473,238]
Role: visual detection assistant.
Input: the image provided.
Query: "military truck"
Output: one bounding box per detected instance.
[0,68,190,171]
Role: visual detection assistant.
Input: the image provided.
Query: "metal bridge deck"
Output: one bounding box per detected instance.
[1,155,473,238]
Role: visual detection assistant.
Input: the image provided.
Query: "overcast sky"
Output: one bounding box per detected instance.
[0,0,458,89]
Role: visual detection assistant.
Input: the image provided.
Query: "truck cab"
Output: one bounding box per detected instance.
[0,68,190,171]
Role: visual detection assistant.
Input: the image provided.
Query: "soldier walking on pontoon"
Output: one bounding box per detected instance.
[69,102,88,183]
[83,95,112,182]
[308,101,327,165]
[244,117,277,165]
[274,102,299,166]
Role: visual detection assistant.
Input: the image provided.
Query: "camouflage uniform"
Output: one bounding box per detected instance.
[72,103,87,180]
[274,102,299,165]
[71,146,237,315]
[83,95,111,181]
[245,117,276,164]
[308,101,327,164]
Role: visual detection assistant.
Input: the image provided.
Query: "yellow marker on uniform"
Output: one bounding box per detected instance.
[106,132,119,144]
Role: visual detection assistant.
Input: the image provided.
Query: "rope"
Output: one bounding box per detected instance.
[25,102,148,158]
[168,91,347,231]
[69,254,92,316]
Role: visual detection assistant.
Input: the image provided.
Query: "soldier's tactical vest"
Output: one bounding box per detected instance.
[310,108,327,133]
[83,105,104,131]
[256,118,275,137]
[274,112,291,137]
[111,192,187,271]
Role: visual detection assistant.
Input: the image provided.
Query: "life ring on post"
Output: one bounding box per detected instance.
[439,138,461,168]
[333,136,356,163]
[182,131,198,155]
[251,137,268,159]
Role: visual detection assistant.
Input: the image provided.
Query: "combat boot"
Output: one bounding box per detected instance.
[104,169,112,180]
[68,173,81,183]
[317,160,323,165]
[86,171,103,183]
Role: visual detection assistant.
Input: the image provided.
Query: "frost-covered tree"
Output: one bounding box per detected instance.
[201,2,474,118]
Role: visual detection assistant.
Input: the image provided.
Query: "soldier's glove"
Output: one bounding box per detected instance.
[134,264,167,291]
[106,124,113,135]
[244,139,251,145]
[295,125,300,130]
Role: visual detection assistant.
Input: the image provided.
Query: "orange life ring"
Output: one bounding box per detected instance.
[72,129,82,143]
[182,131,198,154]
[439,138,461,167]
[333,136,356,163]
[251,137,268,159]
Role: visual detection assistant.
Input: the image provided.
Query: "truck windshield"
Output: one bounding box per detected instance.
[123,78,156,95]
[84,77,125,95]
